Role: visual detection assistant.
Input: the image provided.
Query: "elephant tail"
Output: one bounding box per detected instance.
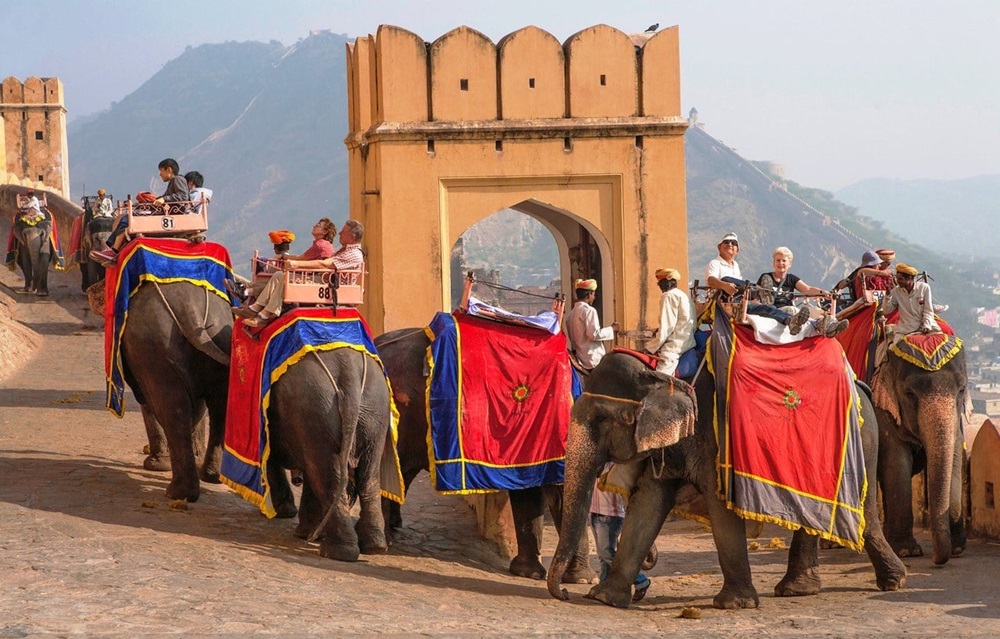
[307,351,367,542]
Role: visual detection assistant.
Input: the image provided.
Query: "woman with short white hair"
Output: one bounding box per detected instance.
[757,247,847,338]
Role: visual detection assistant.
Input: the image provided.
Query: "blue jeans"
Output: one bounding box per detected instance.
[720,276,792,323]
[590,513,650,587]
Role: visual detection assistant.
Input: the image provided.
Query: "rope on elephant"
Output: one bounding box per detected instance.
[202,285,210,325]
[152,281,184,334]
[579,392,642,407]
[374,328,426,349]
[305,350,370,543]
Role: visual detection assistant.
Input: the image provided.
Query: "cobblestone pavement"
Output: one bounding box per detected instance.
[1,269,1000,637]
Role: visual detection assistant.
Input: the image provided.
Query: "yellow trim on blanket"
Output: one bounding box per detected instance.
[889,336,963,372]
[726,505,865,553]
[433,455,566,469]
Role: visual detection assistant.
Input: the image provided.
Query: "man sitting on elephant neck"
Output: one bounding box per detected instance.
[19,189,42,217]
[236,220,364,329]
[646,267,695,375]
[874,263,940,368]
[564,279,619,370]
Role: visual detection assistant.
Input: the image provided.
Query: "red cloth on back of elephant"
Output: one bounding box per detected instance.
[611,347,658,370]
[68,214,84,267]
[710,306,867,550]
[836,304,878,383]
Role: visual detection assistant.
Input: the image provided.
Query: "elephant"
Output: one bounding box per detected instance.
[11,214,53,295]
[261,347,392,561]
[375,327,596,583]
[873,346,967,565]
[547,352,907,609]
[80,211,114,292]
[119,280,232,501]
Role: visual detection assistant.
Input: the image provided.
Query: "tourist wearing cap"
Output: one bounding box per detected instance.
[646,268,695,375]
[705,232,811,335]
[882,263,939,335]
[565,279,619,370]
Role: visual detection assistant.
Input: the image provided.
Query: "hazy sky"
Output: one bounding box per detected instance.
[5,0,998,190]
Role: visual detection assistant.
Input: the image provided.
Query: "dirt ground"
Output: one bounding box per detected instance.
[1,267,999,638]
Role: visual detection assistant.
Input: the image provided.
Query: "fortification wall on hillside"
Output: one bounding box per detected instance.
[1,76,69,196]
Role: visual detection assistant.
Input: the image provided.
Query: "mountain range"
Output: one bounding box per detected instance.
[65,31,999,337]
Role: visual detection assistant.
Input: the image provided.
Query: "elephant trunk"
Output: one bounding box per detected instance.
[547,418,604,600]
[922,399,959,565]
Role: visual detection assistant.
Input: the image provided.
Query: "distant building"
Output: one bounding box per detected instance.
[0,76,69,196]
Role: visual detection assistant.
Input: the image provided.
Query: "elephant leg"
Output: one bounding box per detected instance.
[775,530,821,596]
[140,403,171,471]
[858,416,907,591]
[35,251,50,296]
[295,482,322,539]
[200,391,226,484]
[508,487,547,580]
[587,474,678,609]
[703,486,759,609]
[878,424,922,557]
[543,484,598,584]
[148,396,201,502]
[354,441,388,555]
[315,454,360,562]
[266,459,298,519]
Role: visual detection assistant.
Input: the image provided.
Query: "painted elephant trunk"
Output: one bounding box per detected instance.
[547,418,604,600]
[923,402,958,565]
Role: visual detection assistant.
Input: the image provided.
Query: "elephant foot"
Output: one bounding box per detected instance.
[875,567,907,592]
[165,478,200,503]
[562,559,599,585]
[641,544,658,571]
[294,520,319,540]
[319,540,360,562]
[712,584,760,609]
[143,454,171,472]
[509,554,546,580]
[273,500,298,519]
[585,581,632,609]
[774,569,821,597]
[358,528,389,555]
[890,538,924,558]
[199,468,222,484]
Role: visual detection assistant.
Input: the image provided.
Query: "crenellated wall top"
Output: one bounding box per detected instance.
[346,24,684,135]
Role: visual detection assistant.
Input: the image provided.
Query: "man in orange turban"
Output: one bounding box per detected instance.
[646,268,695,375]
[564,278,619,370]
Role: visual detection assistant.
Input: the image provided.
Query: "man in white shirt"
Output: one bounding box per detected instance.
[565,279,618,370]
[647,268,695,375]
[882,263,939,335]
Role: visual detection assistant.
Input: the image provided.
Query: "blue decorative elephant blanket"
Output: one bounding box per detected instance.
[425,311,582,494]
[221,308,404,518]
[103,238,235,417]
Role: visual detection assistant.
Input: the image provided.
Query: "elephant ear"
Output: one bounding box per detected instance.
[633,373,697,454]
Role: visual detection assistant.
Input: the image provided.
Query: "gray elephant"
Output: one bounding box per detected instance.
[260,346,391,561]
[118,280,232,501]
[80,209,114,292]
[547,352,906,609]
[376,327,596,583]
[11,214,52,295]
[872,343,967,565]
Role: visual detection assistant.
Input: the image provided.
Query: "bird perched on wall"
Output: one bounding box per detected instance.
[645,23,659,33]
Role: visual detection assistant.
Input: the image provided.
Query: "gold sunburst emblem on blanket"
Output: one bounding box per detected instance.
[782,389,801,410]
[512,383,531,403]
